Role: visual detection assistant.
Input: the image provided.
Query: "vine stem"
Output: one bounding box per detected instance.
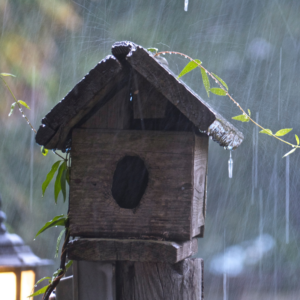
[154,51,299,150]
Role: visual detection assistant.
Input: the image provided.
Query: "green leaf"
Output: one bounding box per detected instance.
[34,277,51,286]
[201,68,210,97]
[18,100,30,110]
[8,102,17,117]
[60,169,67,202]
[35,215,66,238]
[65,260,73,271]
[248,109,251,117]
[275,128,293,137]
[52,268,63,280]
[295,134,299,146]
[178,59,202,78]
[42,160,62,197]
[147,48,158,54]
[66,168,70,185]
[282,148,296,158]
[210,88,227,96]
[0,73,16,77]
[260,129,273,136]
[28,285,48,298]
[212,73,228,91]
[232,114,250,122]
[54,161,67,203]
[41,146,48,156]
[55,228,66,258]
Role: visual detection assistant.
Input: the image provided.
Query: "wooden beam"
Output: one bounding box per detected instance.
[116,258,204,300]
[67,238,197,263]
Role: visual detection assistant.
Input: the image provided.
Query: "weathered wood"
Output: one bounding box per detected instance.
[132,71,168,119]
[80,85,131,129]
[36,55,126,150]
[67,238,198,263]
[73,261,116,300]
[192,134,209,237]
[56,276,73,300]
[116,258,204,300]
[69,129,195,241]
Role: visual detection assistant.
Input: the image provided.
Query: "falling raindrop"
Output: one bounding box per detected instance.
[184,0,189,12]
[286,155,289,244]
[228,151,233,178]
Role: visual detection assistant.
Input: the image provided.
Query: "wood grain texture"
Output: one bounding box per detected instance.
[116,258,204,300]
[69,129,195,241]
[36,55,126,150]
[132,71,168,119]
[67,238,198,263]
[80,86,131,130]
[192,134,209,237]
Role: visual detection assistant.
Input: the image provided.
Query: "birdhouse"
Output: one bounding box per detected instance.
[36,41,243,300]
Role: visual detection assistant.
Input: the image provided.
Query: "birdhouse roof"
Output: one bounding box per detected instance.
[36,41,244,151]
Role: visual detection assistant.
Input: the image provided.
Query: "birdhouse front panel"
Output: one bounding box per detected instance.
[69,128,208,241]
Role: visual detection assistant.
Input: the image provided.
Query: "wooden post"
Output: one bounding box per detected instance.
[116,259,203,300]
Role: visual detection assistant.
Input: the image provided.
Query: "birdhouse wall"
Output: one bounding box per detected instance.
[69,129,208,241]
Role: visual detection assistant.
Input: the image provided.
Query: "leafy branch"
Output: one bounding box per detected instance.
[151,49,299,158]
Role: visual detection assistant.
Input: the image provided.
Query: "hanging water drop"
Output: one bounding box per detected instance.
[228,151,233,178]
[184,0,189,11]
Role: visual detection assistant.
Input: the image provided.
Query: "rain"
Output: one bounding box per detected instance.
[0,0,300,299]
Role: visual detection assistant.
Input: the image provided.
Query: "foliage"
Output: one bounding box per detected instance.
[153,51,299,158]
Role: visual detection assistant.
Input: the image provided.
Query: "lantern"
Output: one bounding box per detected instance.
[0,196,52,300]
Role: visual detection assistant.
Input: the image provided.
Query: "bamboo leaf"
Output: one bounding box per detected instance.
[260,129,273,136]
[65,260,73,271]
[28,285,48,298]
[41,146,48,156]
[248,109,251,117]
[210,88,227,96]
[55,228,66,258]
[201,68,210,97]
[275,128,292,137]
[147,48,158,54]
[34,277,51,286]
[295,134,299,146]
[42,160,61,197]
[35,215,66,238]
[60,168,67,202]
[8,102,17,117]
[178,59,202,78]
[54,161,67,203]
[1,73,16,77]
[282,148,296,158]
[66,168,70,185]
[18,100,30,110]
[232,114,249,122]
[212,73,228,90]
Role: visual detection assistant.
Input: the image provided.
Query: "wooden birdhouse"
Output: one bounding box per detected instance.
[36,41,243,300]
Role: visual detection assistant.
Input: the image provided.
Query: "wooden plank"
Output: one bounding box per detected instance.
[192,134,209,237]
[73,261,116,300]
[132,71,168,119]
[69,129,194,241]
[116,258,203,300]
[80,86,131,129]
[67,238,198,263]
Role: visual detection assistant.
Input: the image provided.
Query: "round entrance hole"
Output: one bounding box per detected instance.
[111,156,149,209]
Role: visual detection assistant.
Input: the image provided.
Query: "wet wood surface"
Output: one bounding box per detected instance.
[67,238,198,263]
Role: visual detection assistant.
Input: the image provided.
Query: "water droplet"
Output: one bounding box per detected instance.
[184,0,189,11]
[33,239,36,241]
[228,151,233,179]
[22,114,25,118]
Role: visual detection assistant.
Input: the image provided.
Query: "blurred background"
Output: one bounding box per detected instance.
[1,0,300,299]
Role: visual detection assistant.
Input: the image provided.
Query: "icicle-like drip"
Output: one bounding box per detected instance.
[228,151,233,178]
[184,0,189,11]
